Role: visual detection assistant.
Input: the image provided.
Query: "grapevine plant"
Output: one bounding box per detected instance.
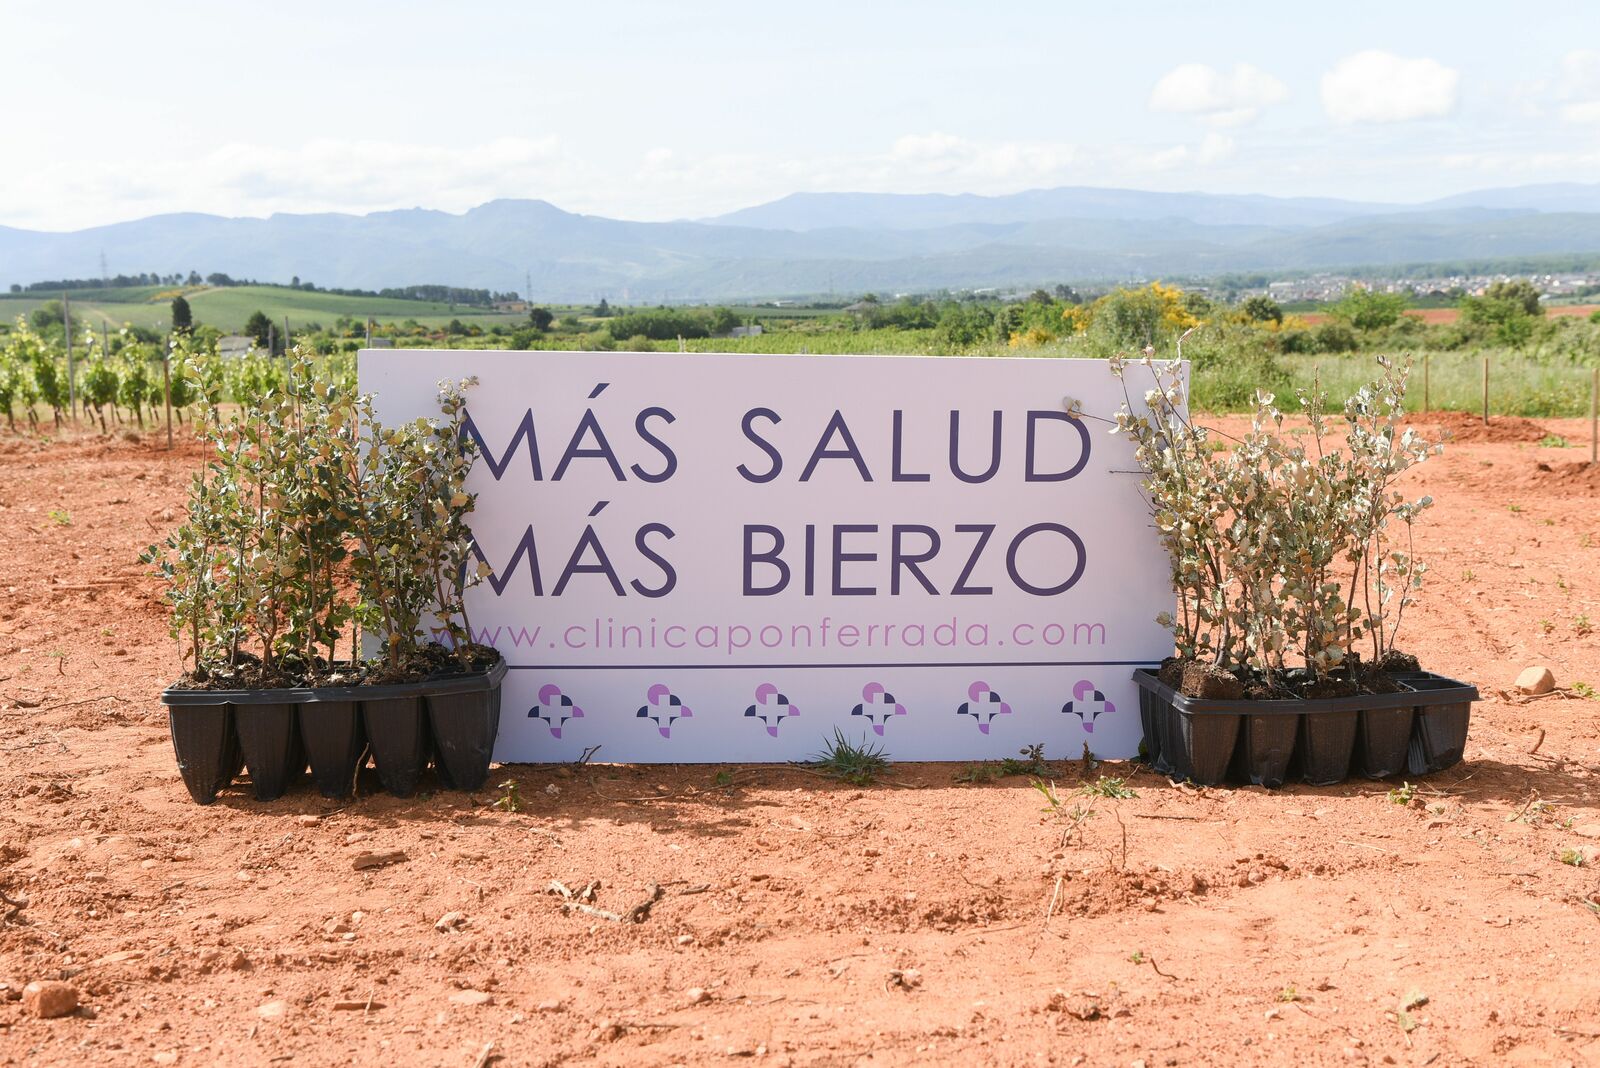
[141,348,493,688]
[1106,350,1440,696]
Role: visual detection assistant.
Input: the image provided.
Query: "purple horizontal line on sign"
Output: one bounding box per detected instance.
[506,661,1157,670]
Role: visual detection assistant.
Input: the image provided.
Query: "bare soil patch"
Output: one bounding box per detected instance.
[3,424,1600,1066]
[1408,409,1554,444]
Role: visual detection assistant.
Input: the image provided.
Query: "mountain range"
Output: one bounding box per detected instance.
[4,183,1600,302]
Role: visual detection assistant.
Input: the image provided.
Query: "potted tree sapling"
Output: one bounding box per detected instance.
[144,352,505,804]
[343,384,504,796]
[1108,352,1477,787]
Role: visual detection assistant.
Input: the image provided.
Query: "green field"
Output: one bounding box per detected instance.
[0,285,535,333]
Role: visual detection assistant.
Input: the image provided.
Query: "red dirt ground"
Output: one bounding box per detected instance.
[2,420,1600,1067]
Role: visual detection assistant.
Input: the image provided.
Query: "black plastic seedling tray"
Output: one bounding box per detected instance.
[161,658,506,804]
[1132,668,1476,787]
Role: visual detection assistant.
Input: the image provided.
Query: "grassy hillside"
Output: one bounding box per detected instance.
[0,284,532,333]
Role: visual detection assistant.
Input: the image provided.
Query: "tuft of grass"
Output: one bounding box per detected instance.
[1034,778,1097,846]
[1560,847,1587,867]
[1571,681,1596,700]
[1001,742,1049,777]
[492,778,522,813]
[1277,986,1301,1003]
[957,743,1050,783]
[1081,775,1137,800]
[1511,799,1553,824]
[1507,503,1523,513]
[809,728,890,786]
[1540,434,1569,448]
[1540,619,1556,635]
[1392,991,1429,1034]
[48,508,72,526]
[1576,615,1593,638]
[712,769,737,788]
[1461,568,1476,582]
[1388,782,1418,805]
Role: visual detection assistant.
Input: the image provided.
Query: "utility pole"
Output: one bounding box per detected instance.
[63,292,76,421]
[365,317,372,348]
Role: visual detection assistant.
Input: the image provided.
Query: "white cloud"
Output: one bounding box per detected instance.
[1321,51,1459,124]
[1556,50,1600,123]
[1149,63,1288,126]
[0,131,1253,231]
[1128,133,1236,173]
[885,132,1079,182]
[0,136,569,230]
[1439,145,1600,177]
[1196,132,1236,164]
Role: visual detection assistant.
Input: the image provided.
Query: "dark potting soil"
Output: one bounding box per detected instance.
[1300,677,1360,699]
[170,642,502,692]
[1375,649,1422,673]
[1172,650,1426,702]
[1179,662,1245,700]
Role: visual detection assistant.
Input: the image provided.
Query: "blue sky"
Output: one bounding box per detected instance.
[3,0,1597,229]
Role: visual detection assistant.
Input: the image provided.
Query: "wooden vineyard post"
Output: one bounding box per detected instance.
[1423,354,1430,413]
[63,291,76,422]
[1591,367,1598,467]
[163,336,173,451]
[1482,355,1490,426]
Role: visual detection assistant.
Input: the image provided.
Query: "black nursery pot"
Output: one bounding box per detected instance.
[161,656,508,804]
[1138,687,1172,775]
[166,704,242,805]
[1231,713,1300,788]
[298,701,368,800]
[361,696,431,798]
[233,702,304,801]
[427,680,504,792]
[1132,669,1478,788]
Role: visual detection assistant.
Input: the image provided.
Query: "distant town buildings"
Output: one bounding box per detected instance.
[216,335,255,358]
[1235,271,1600,304]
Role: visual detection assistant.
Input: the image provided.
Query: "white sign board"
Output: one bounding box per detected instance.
[360,350,1175,763]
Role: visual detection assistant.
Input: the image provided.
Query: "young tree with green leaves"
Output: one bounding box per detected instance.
[1330,287,1409,331]
[171,295,193,335]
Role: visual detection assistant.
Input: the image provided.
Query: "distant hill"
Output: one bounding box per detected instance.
[701,187,1406,231]
[1421,183,1600,214]
[3,183,1600,302]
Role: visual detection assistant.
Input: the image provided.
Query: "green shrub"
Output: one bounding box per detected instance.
[1107,355,1438,679]
[1314,322,1359,353]
[607,308,713,340]
[142,349,485,682]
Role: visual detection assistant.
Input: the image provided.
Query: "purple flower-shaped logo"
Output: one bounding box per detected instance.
[850,682,906,736]
[957,681,1012,734]
[528,683,583,739]
[636,683,692,738]
[1062,679,1114,733]
[744,683,799,737]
